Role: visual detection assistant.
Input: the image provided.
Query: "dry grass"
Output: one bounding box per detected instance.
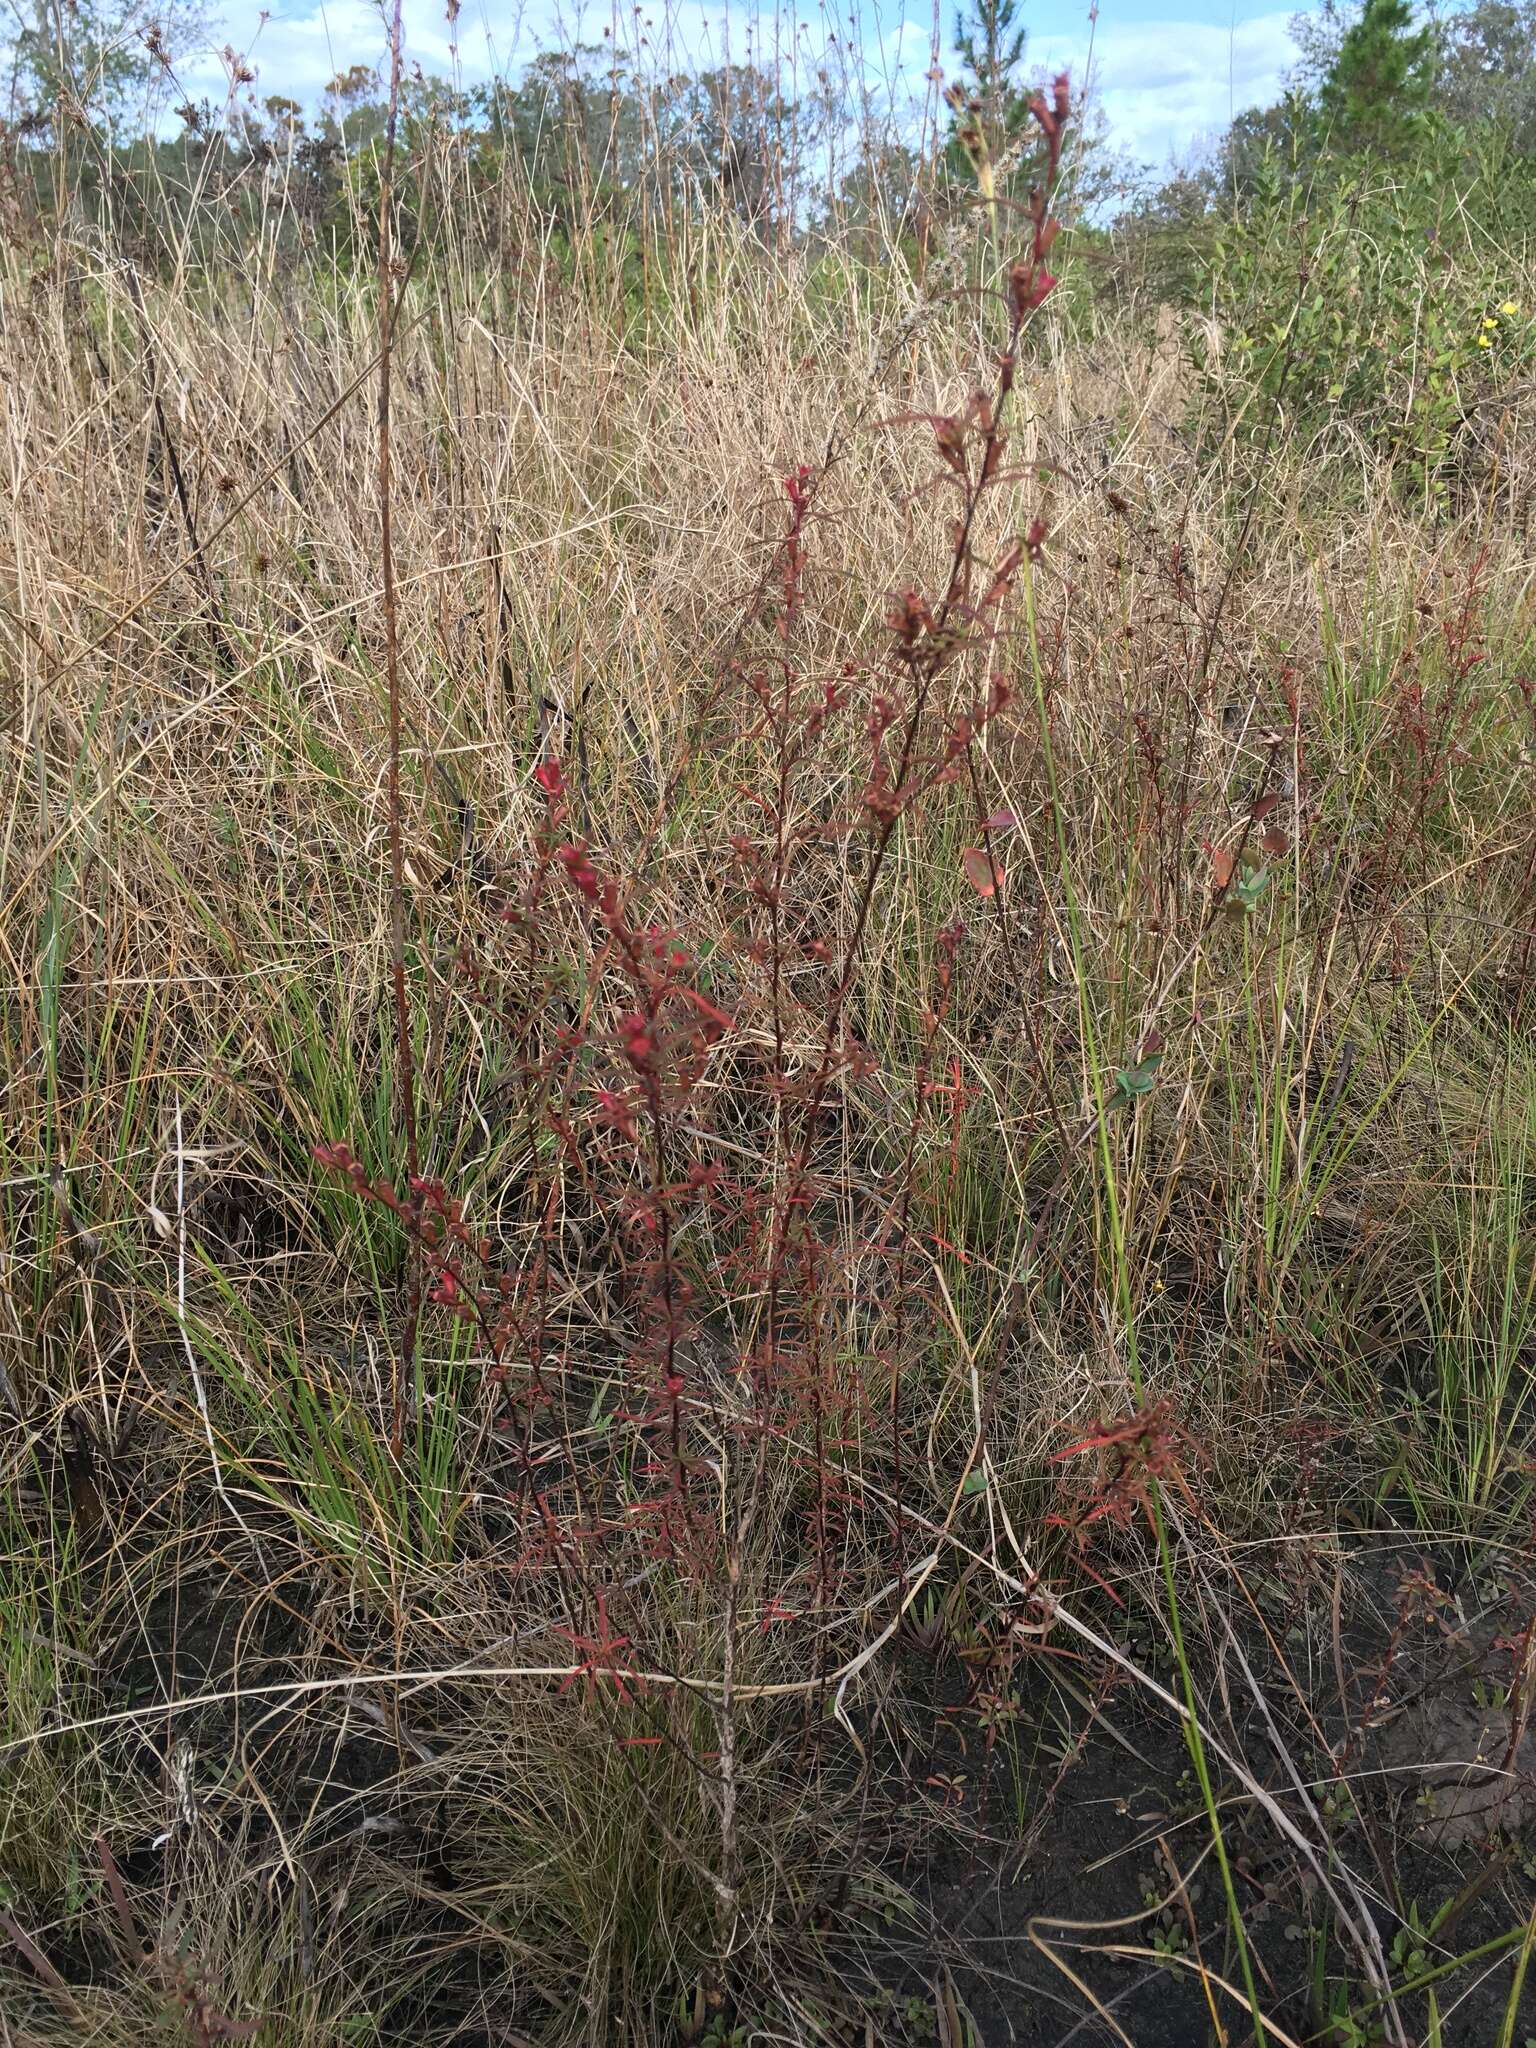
[3,142,1536,2047]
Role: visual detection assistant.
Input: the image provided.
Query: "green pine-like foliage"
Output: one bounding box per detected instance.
[1320,0,1436,155]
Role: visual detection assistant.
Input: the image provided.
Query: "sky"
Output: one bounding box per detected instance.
[176,0,1313,171]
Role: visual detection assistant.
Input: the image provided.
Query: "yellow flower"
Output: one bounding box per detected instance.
[1501,300,1521,316]
[1482,314,1499,328]
[1478,333,1494,348]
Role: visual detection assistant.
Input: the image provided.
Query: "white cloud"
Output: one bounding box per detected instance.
[178,0,1301,164]
[181,0,463,106]
[176,0,945,142]
[1035,11,1302,166]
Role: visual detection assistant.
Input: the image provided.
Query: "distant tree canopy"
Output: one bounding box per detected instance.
[1436,0,1536,143]
[1318,0,1435,153]
[953,0,1030,164]
[5,0,1536,296]
[9,0,204,136]
[1128,0,1536,229]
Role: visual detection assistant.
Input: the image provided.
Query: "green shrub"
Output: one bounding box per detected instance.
[1201,128,1536,504]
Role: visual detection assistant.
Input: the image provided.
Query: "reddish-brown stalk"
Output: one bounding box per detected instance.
[376,0,419,1463]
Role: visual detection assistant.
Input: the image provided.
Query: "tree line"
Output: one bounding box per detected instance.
[5,0,1536,293]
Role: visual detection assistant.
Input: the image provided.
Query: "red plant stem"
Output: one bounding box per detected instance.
[377,0,420,1462]
[756,95,1071,1587]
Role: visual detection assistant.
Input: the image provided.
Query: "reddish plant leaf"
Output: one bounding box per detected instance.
[1210,846,1236,890]
[962,846,1004,897]
[1251,792,1281,822]
[983,809,1019,834]
[1259,825,1290,857]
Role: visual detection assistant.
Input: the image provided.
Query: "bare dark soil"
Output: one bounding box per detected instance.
[876,1535,1536,2046]
[16,1460,1536,2047]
